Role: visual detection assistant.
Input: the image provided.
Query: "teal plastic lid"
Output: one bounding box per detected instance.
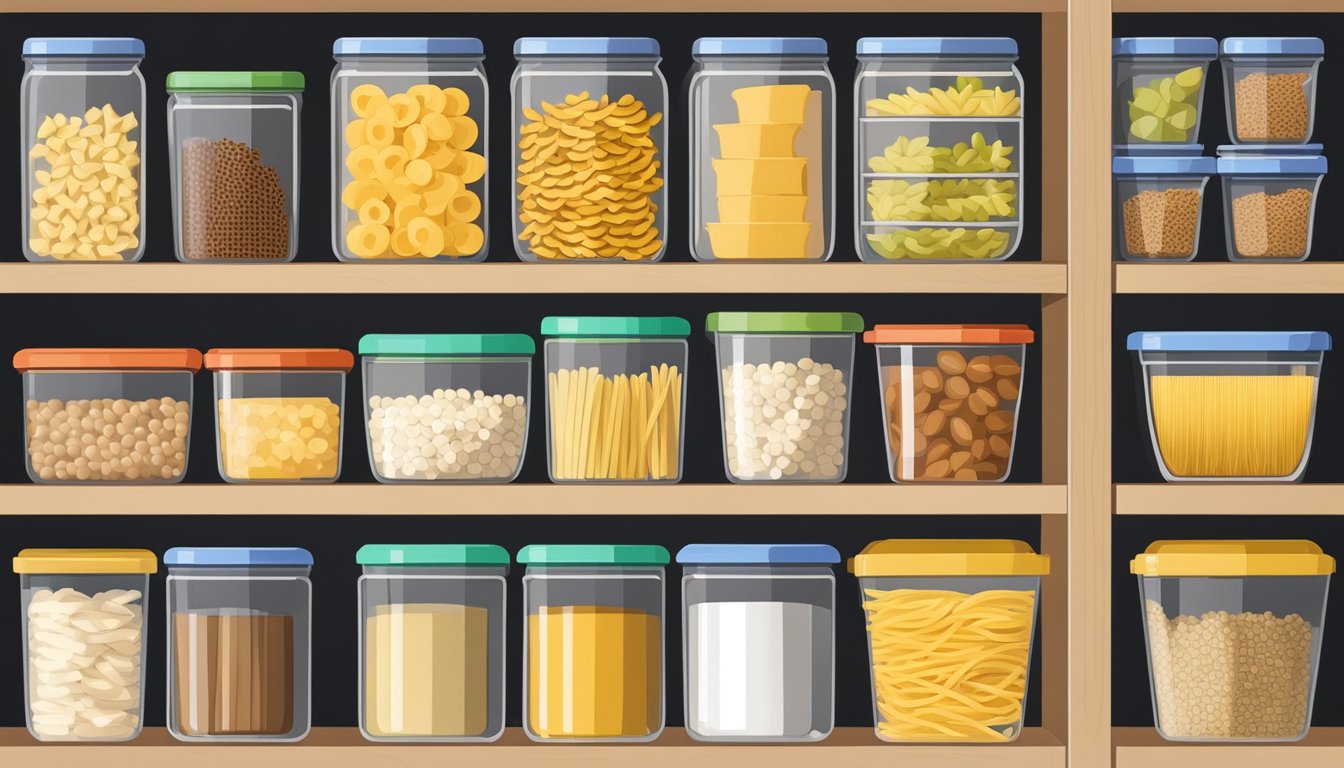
[166,71,306,92]
[517,544,670,566]
[359,334,535,357]
[540,316,690,338]
[356,544,510,567]
[706,312,864,334]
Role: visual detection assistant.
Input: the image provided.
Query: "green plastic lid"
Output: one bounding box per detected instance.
[540,316,690,339]
[356,544,510,567]
[166,71,306,92]
[706,312,864,334]
[517,544,670,566]
[358,334,535,357]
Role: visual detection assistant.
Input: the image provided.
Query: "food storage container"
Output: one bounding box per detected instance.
[519,544,668,741]
[332,38,488,262]
[22,38,146,263]
[1127,331,1330,482]
[689,38,834,262]
[15,548,156,742]
[359,334,533,483]
[14,348,202,484]
[1220,38,1323,145]
[855,38,1023,262]
[1132,540,1334,742]
[850,539,1049,742]
[357,544,509,742]
[512,38,667,262]
[676,544,839,742]
[166,547,312,742]
[541,316,688,482]
[707,312,862,483]
[865,324,1033,483]
[205,348,354,483]
[1113,156,1215,262]
[1113,38,1217,149]
[166,71,303,262]
[1216,145,1325,262]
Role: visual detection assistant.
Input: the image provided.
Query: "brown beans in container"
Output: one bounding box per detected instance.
[182,137,289,260]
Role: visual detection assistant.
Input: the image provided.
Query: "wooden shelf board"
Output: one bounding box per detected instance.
[1114,727,1344,768]
[1114,263,1344,295]
[1114,0,1341,10]
[1114,483,1344,516]
[10,0,1069,12]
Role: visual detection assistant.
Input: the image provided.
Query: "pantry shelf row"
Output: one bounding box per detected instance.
[1113,727,1344,768]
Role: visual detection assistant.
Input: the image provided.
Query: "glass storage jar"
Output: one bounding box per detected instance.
[850,539,1049,742]
[519,544,668,741]
[22,38,146,263]
[865,324,1034,483]
[15,548,156,742]
[677,544,839,742]
[707,312,862,483]
[1127,331,1330,482]
[512,37,667,263]
[1132,540,1334,742]
[205,348,354,483]
[1113,155,1215,262]
[166,71,303,262]
[1220,37,1323,145]
[360,334,534,483]
[541,316,689,482]
[689,37,834,262]
[1113,38,1217,149]
[332,38,488,262]
[1216,145,1325,262]
[357,544,509,742]
[14,348,201,484]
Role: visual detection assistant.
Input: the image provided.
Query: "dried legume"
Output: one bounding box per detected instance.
[26,397,189,482]
[721,357,847,481]
[368,390,526,481]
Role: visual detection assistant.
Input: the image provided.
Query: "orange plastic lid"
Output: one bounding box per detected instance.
[204,348,354,371]
[864,324,1036,345]
[14,348,203,372]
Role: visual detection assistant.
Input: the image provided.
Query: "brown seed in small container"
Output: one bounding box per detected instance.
[938,398,963,413]
[919,368,944,392]
[972,438,989,461]
[950,450,972,471]
[974,387,999,410]
[927,439,952,463]
[990,434,1011,458]
[986,410,1014,433]
[991,355,1021,378]
[954,468,979,481]
[924,459,951,478]
[885,385,897,408]
[966,356,994,384]
[972,461,1000,474]
[967,393,990,416]
[937,350,967,375]
[912,431,928,456]
[950,416,974,446]
[997,377,1020,401]
[912,390,932,413]
[945,375,970,400]
[922,410,947,436]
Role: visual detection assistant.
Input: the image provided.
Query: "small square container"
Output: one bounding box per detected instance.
[1220,38,1324,145]
[1216,145,1325,262]
[1127,331,1331,482]
[864,324,1034,482]
[1113,155,1215,262]
[204,348,354,483]
[1132,540,1335,742]
[1112,38,1217,149]
[14,348,202,483]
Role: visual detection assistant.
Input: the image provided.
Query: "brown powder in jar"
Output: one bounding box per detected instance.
[1121,189,1202,259]
[174,612,294,736]
[1234,72,1311,141]
[182,137,289,260]
[1230,188,1313,259]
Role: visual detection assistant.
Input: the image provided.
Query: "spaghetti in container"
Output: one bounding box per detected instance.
[849,539,1049,742]
[1127,331,1330,482]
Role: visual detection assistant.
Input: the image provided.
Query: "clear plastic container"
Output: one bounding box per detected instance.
[865,324,1034,482]
[15,548,156,742]
[1113,155,1215,262]
[166,547,312,742]
[707,312,862,483]
[1131,540,1334,742]
[1220,38,1323,145]
[512,38,667,263]
[850,539,1049,742]
[1113,38,1217,149]
[519,544,668,741]
[14,348,201,484]
[689,38,834,262]
[854,38,1023,262]
[1127,331,1331,482]
[332,38,488,262]
[357,544,509,742]
[1216,145,1325,262]
[541,316,689,482]
[166,71,303,262]
[22,38,146,263]
[204,348,354,483]
[676,544,839,742]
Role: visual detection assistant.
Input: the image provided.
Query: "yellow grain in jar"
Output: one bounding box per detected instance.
[217,397,341,480]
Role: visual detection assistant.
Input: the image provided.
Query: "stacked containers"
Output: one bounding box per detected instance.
[1113,155,1216,261]
[332,38,488,262]
[1112,38,1217,149]
[15,548,156,742]
[854,38,1024,262]
[688,37,834,262]
[357,544,508,742]
[1132,540,1334,741]
[1220,38,1323,145]
[21,38,146,263]
[519,544,668,741]
[511,38,667,262]
[1216,146,1325,262]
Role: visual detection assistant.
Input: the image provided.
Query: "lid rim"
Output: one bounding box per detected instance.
[856,37,1018,57]
[1131,540,1336,576]
[848,539,1050,577]
[23,37,145,57]
[166,71,306,93]
[540,316,691,339]
[356,544,510,567]
[864,324,1036,345]
[517,544,671,566]
[1112,37,1218,57]
[333,37,484,57]
[14,348,204,373]
[14,548,157,575]
[164,547,314,567]
[359,334,536,357]
[514,37,660,58]
[676,544,842,565]
[694,37,830,57]
[204,348,355,372]
[705,312,865,334]
[1126,331,1332,352]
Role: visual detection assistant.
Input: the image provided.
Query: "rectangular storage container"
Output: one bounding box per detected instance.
[1216,145,1325,262]
[1113,38,1217,149]
[1113,155,1214,262]
[1220,37,1323,145]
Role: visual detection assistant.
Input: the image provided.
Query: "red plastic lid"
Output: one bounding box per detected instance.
[863,324,1036,345]
[204,348,354,371]
[14,348,203,372]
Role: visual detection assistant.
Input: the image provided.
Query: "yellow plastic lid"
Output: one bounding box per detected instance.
[848,539,1050,577]
[1130,540,1336,577]
[13,548,157,574]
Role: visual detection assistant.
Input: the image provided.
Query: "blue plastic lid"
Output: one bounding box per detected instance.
[23,38,145,57]
[165,547,314,567]
[1221,37,1324,57]
[856,37,1017,57]
[1113,37,1217,57]
[694,37,827,57]
[676,544,841,565]
[514,37,659,58]
[1113,156,1215,175]
[334,38,483,57]
[1216,148,1326,175]
[1127,331,1332,352]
